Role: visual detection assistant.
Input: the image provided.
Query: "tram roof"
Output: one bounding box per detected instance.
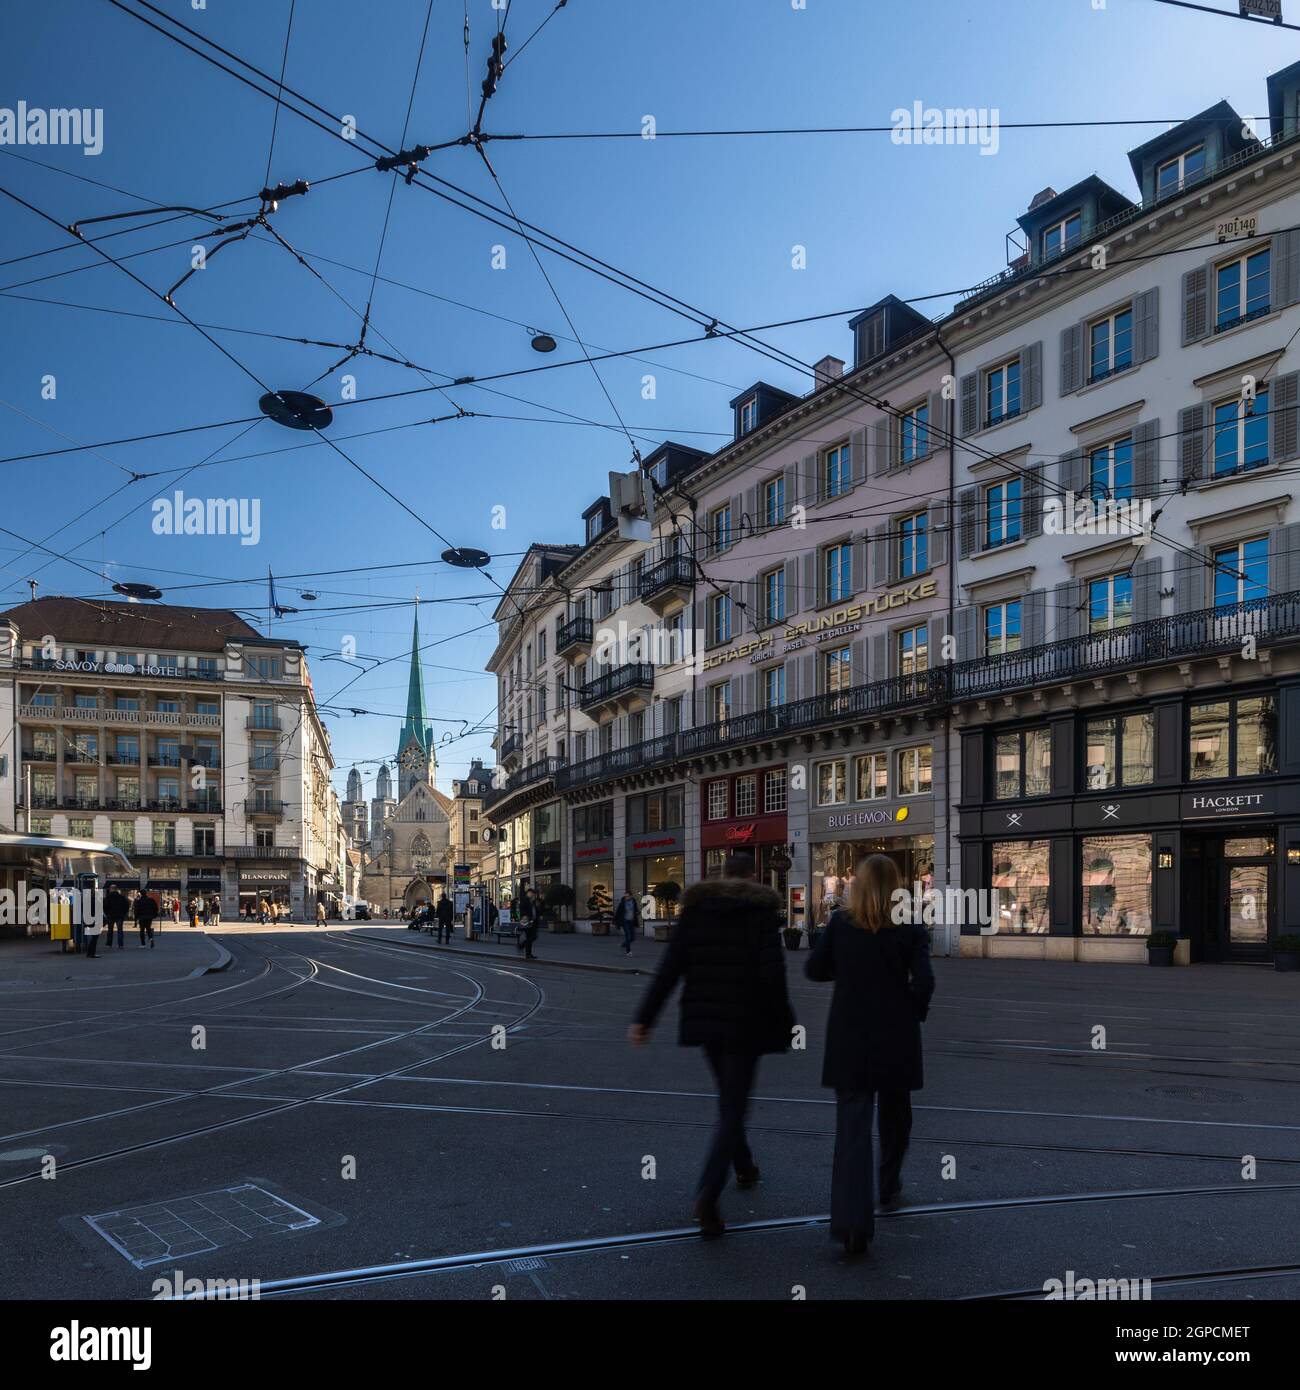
[0,833,135,877]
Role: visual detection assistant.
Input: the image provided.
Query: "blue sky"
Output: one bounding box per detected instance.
[2,0,1296,797]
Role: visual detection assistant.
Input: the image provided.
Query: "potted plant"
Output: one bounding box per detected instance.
[1271,933,1300,973]
[545,883,576,933]
[585,882,611,935]
[653,880,681,919]
[1146,930,1177,966]
[782,915,803,951]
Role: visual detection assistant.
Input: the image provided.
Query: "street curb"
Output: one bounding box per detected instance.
[191,937,233,977]
[349,928,647,976]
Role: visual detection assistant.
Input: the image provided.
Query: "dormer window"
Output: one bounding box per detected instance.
[1156,145,1206,198]
[739,397,758,434]
[1041,212,1081,259]
[586,512,602,543]
[649,457,667,486]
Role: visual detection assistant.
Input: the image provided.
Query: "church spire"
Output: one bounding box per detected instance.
[400,604,432,756]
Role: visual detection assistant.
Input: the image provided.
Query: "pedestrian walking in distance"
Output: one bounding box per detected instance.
[316,899,327,926]
[805,854,935,1260]
[628,853,795,1239]
[187,895,200,928]
[171,895,181,926]
[517,888,541,960]
[435,892,455,945]
[102,886,129,950]
[133,890,158,949]
[612,890,641,955]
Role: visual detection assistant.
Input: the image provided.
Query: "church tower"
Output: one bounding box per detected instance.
[342,766,368,845]
[396,606,436,799]
[370,762,395,855]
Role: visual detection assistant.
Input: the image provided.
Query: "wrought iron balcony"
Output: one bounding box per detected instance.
[148,798,183,812]
[246,716,282,731]
[556,614,594,659]
[949,590,1300,702]
[226,844,300,859]
[249,799,288,817]
[638,554,694,614]
[578,662,655,713]
[107,753,140,765]
[21,747,55,761]
[483,755,566,811]
[500,732,521,764]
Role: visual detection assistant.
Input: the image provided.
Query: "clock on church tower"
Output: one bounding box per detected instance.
[400,746,424,774]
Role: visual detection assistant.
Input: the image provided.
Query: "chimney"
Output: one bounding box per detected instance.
[813,355,845,389]
[1028,186,1058,212]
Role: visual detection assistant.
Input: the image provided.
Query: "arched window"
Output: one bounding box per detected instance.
[411,834,432,874]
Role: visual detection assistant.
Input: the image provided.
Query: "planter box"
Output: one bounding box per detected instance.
[590,921,610,936]
[1273,953,1300,973]
[782,930,803,951]
[1146,946,1175,966]
[653,923,671,943]
[548,921,575,934]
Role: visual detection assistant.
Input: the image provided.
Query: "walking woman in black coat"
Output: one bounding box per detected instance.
[806,854,935,1258]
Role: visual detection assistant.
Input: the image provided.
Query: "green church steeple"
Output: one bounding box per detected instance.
[399,605,433,757]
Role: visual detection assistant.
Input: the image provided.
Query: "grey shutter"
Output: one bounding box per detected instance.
[958,487,979,558]
[1060,322,1084,395]
[871,419,890,476]
[1173,549,1207,615]
[927,390,944,457]
[1133,557,1162,625]
[1274,227,1300,309]
[1023,589,1047,649]
[744,486,759,536]
[928,500,948,569]
[1133,286,1159,363]
[851,534,867,594]
[851,635,868,684]
[1270,371,1299,463]
[954,605,978,662]
[1054,579,1084,641]
[1179,404,1207,483]
[729,494,743,545]
[741,671,756,715]
[851,427,868,487]
[783,557,799,619]
[1022,341,1043,412]
[799,653,816,701]
[803,452,820,506]
[785,657,799,703]
[959,372,979,436]
[1022,465,1044,539]
[870,524,889,587]
[728,583,745,636]
[886,518,900,583]
[783,463,799,514]
[929,614,948,668]
[802,551,817,610]
[1274,523,1300,595]
[871,632,889,683]
[693,689,706,728]
[1182,265,1209,344]
[1059,447,1085,498]
[1133,418,1159,497]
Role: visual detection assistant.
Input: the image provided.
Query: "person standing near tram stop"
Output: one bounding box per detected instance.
[133,889,158,949]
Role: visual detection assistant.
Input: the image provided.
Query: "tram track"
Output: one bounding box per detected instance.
[177,1179,1300,1300]
[0,943,544,1186]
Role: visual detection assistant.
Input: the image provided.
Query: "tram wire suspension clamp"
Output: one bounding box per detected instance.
[258,179,310,214]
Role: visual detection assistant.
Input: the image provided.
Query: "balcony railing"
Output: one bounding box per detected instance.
[950,590,1300,701]
[578,662,655,710]
[226,844,300,859]
[556,615,594,655]
[249,800,288,817]
[500,732,520,762]
[246,716,282,732]
[483,755,567,809]
[107,753,140,765]
[639,554,694,603]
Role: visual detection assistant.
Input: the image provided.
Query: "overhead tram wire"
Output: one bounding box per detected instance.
[99,0,1284,595]
[262,0,298,190]
[1145,0,1300,32]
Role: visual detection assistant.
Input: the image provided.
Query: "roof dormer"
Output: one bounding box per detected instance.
[728,382,799,441]
[1016,175,1134,268]
[1267,58,1300,145]
[1126,101,1257,206]
[581,497,614,545]
[641,440,710,490]
[847,294,931,369]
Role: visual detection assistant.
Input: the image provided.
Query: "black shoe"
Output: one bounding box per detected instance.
[840,1232,870,1259]
[736,1166,761,1191]
[692,1199,725,1239]
[879,1185,904,1211]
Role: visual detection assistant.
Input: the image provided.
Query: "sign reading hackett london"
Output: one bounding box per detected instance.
[1181,789,1274,820]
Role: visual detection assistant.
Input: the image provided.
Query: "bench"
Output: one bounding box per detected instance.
[489,921,518,944]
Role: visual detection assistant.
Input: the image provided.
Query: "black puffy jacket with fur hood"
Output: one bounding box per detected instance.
[633,876,796,1053]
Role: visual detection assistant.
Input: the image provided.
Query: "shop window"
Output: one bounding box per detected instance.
[1081,834,1152,935]
[705,848,727,878]
[735,775,757,817]
[993,727,1052,799]
[1084,712,1154,790]
[1189,696,1276,779]
[764,769,787,814]
[816,760,847,806]
[896,744,932,796]
[855,753,888,800]
[991,839,1050,934]
[706,780,729,821]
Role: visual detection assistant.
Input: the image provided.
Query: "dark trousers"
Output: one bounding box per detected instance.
[698,1046,759,1205]
[620,918,636,951]
[830,1089,912,1241]
[137,918,154,945]
[437,921,452,943]
[84,931,99,958]
[105,917,125,948]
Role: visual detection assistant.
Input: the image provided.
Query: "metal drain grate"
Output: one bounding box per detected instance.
[504,1256,547,1274]
[1146,1085,1244,1103]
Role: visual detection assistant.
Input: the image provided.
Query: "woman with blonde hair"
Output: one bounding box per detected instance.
[805,853,935,1259]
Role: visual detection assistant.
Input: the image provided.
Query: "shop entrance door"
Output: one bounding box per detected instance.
[1186,833,1274,961]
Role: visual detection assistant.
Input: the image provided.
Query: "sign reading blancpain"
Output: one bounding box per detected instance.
[702,580,939,672]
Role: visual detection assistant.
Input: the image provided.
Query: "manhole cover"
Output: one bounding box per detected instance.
[84,1183,321,1269]
[1146,1085,1244,1103]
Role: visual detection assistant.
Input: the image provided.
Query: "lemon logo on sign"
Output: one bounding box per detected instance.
[895,807,909,823]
